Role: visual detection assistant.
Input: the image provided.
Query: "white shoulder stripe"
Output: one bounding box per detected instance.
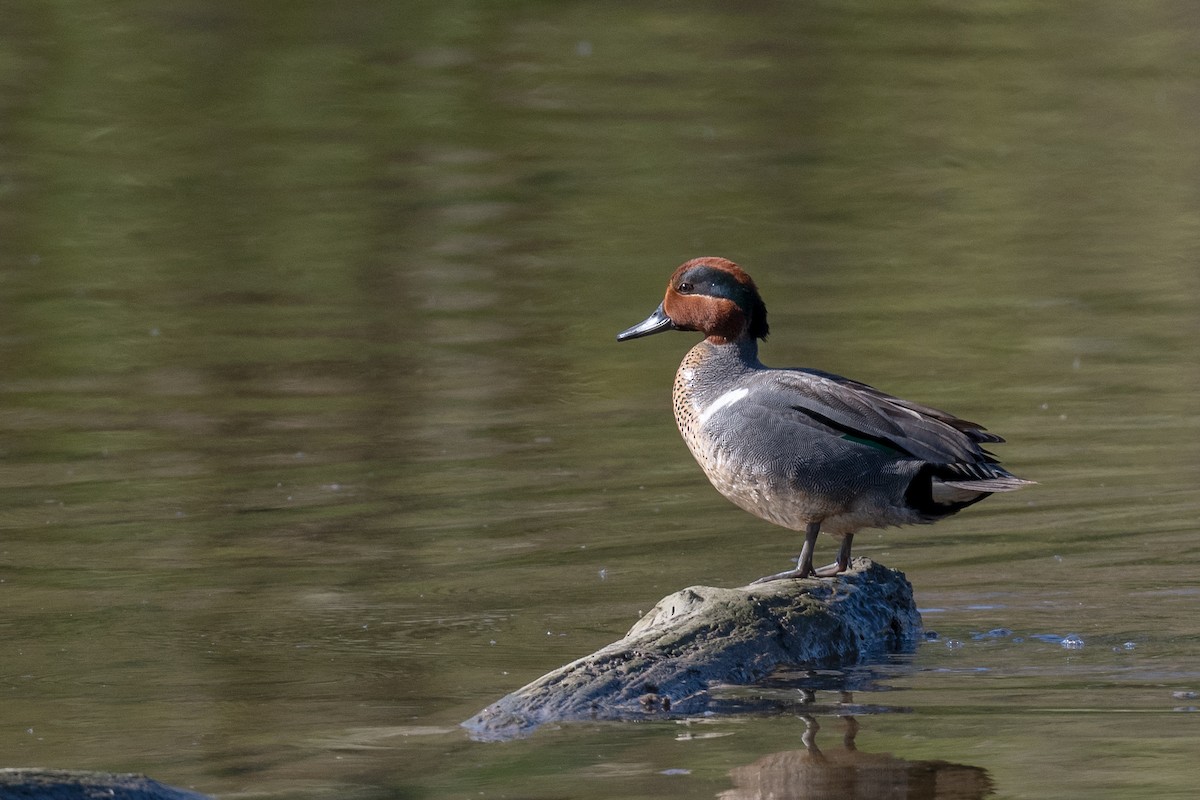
[698,387,750,427]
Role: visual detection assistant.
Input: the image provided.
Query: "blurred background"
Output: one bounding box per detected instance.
[1,2,1198,798]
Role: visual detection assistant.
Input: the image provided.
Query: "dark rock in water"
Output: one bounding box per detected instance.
[463,558,921,740]
[0,769,211,800]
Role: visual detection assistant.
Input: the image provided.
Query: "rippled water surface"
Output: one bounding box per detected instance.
[2,2,1199,798]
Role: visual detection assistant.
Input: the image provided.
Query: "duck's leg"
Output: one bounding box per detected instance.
[813,533,853,577]
[751,522,821,583]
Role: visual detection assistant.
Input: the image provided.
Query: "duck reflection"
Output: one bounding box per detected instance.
[719,701,993,800]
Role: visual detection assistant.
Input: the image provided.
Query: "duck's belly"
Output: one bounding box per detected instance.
[685,435,921,535]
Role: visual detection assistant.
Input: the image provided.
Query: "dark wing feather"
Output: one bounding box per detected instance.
[746,368,1008,468]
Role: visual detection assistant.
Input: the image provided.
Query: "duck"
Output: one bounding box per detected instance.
[617,257,1032,581]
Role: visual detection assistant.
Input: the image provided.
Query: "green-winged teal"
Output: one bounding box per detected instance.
[617,257,1032,580]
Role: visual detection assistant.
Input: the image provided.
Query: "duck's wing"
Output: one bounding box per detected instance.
[741,368,1029,489]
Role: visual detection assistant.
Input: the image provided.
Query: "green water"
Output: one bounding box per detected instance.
[2,2,1198,798]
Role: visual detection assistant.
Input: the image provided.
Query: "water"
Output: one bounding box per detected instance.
[2,2,1198,798]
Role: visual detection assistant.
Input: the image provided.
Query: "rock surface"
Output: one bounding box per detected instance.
[0,770,210,800]
[463,558,921,740]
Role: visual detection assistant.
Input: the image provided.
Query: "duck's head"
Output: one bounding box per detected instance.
[617,257,769,345]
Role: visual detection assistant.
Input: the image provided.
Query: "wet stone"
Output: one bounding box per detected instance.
[463,558,921,740]
[0,770,210,800]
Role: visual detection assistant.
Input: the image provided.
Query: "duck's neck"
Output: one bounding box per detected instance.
[702,335,762,367]
[680,336,763,386]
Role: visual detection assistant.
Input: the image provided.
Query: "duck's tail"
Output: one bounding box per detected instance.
[933,463,1034,504]
[912,462,1035,515]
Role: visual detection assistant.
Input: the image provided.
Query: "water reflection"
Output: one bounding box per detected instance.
[706,664,910,718]
[720,709,992,800]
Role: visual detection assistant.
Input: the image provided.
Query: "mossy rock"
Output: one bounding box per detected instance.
[464,558,921,740]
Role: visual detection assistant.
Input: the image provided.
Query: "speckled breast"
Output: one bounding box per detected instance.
[672,343,810,530]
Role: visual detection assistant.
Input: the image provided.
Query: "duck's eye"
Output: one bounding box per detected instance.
[676,282,694,294]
